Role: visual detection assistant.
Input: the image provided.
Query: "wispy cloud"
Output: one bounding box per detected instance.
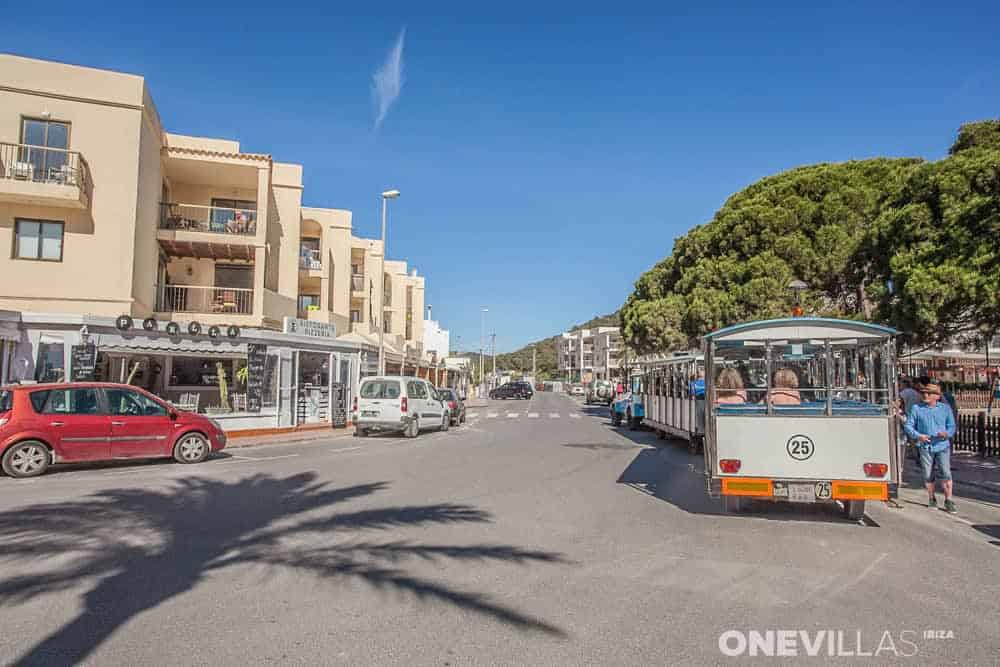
[372,28,406,130]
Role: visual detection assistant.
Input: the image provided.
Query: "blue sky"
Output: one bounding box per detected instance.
[7,2,1000,352]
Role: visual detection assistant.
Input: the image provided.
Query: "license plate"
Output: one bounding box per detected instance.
[362,410,379,417]
[788,483,816,503]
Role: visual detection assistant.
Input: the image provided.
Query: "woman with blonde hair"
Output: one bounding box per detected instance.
[715,368,747,404]
[771,368,801,405]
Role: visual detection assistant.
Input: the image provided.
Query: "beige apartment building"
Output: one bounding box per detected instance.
[558,326,623,382]
[0,54,441,429]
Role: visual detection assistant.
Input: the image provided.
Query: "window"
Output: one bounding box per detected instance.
[383,318,391,334]
[407,381,427,399]
[350,310,361,323]
[34,335,65,382]
[14,219,63,261]
[106,388,167,416]
[298,294,321,313]
[360,380,400,399]
[170,357,238,387]
[20,118,70,177]
[351,263,362,276]
[28,390,50,413]
[42,388,100,414]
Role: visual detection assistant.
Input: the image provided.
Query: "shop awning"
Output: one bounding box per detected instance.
[0,322,20,342]
[95,333,246,356]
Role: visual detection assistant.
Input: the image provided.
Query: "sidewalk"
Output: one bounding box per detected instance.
[902,450,1000,497]
[225,427,354,449]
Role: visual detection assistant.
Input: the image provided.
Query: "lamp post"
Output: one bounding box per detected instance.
[788,279,808,317]
[480,307,488,396]
[378,189,400,376]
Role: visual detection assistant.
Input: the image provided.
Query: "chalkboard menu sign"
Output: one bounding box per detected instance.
[246,343,267,413]
[71,344,97,382]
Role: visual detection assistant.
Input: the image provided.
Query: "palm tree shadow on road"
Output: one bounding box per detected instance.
[0,473,568,665]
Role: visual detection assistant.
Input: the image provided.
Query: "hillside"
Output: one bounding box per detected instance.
[456,312,620,380]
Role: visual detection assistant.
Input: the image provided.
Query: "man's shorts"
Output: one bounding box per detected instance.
[919,447,952,483]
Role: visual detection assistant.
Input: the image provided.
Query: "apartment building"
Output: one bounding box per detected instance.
[558,326,623,382]
[0,54,445,428]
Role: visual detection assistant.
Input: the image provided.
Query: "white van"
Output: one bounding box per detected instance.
[353,376,450,438]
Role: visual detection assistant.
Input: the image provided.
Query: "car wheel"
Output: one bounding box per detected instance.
[724,495,747,513]
[174,433,210,464]
[355,427,368,438]
[440,415,450,432]
[460,411,466,424]
[2,440,50,478]
[404,419,419,438]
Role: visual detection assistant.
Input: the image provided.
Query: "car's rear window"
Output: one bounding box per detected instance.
[0,390,12,413]
[442,389,457,399]
[360,380,401,399]
[29,390,51,413]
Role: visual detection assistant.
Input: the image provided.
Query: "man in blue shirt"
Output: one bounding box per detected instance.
[904,383,957,513]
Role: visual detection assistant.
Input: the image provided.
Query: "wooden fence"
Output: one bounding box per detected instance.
[954,413,1000,456]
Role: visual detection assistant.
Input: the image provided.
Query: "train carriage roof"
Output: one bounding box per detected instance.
[703,317,897,342]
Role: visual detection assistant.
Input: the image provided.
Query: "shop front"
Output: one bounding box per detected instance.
[4,313,365,433]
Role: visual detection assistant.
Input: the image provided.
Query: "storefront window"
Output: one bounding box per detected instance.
[170,357,239,387]
[34,335,65,383]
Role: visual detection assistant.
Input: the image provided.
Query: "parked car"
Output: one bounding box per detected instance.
[437,388,466,426]
[354,376,450,438]
[0,382,227,479]
[512,381,534,399]
[571,385,586,396]
[490,383,531,400]
[585,379,615,406]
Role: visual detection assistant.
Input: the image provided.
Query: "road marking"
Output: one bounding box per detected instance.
[570,413,581,419]
[231,454,300,462]
[487,412,498,418]
[507,413,519,418]
[528,413,539,418]
[330,446,363,454]
[468,413,479,419]
[549,413,560,418]
[826,552,888,599]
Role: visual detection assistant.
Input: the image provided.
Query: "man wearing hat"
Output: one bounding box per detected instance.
[904,383,957,512]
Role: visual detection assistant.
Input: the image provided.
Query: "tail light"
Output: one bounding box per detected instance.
[719,459,742,474]
[863,463,888,477]
[448,401,456,409]
[401,397,408,413]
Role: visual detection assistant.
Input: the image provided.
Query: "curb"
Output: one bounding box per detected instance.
[225,429,355,449]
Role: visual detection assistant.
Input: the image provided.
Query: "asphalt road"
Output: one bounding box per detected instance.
[0,392,998,665]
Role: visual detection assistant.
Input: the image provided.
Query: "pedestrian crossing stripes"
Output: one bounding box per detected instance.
[507,413,519,418]
[465,411,597,422]
[528,413,539,418]
[549,413,560,418]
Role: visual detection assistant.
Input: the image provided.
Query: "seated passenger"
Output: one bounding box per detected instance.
[715,368,747,404]
[770,368,802,405]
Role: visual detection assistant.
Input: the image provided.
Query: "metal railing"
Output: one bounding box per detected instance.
[0,142,92,200]
[159,202,257,235]
[351,273,365,292]
[156,285,254,314]
[299,248,322,270]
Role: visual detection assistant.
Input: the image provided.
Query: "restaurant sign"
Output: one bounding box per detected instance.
[283,317,336,339]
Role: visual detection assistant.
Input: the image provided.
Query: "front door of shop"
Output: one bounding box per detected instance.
[105,387,174,458]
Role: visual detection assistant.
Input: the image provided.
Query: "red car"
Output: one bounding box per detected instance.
[0,382,227,478]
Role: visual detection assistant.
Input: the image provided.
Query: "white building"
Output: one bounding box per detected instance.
[422,309,450,365]
[558,326,622,382]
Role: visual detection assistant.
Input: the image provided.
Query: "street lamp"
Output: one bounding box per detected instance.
[378,189,400,375]
[788,279,808,317]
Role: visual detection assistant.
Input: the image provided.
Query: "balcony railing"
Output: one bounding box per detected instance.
[0,142,93,200]
[156,285,254,314]
[159,202,257,235]
[299,248,322,270]
[351,274,365,292]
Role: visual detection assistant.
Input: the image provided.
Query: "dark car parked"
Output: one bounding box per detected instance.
[438,388,467,425]
[490,382,532,400]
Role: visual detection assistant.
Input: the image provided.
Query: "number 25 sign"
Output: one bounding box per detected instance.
[786,435,815,461]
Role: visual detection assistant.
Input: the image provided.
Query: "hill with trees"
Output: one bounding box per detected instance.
[621,120,1000,352]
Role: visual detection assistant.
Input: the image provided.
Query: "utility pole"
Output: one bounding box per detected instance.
[532,344,537,379]
[480,307,488,397]
[490,332,497,387]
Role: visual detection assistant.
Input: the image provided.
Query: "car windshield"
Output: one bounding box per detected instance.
[360,380,401,399]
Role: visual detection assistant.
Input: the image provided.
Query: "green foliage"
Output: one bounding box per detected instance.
[622,120,1000,352]
[950,120,1000,155]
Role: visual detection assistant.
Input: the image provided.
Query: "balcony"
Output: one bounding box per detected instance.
[156,285,254,315]
[351,273,365,293]
[0,142,92,209]
[299,248,322,271]
[159,202,257,235]
[383,291,392,308]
